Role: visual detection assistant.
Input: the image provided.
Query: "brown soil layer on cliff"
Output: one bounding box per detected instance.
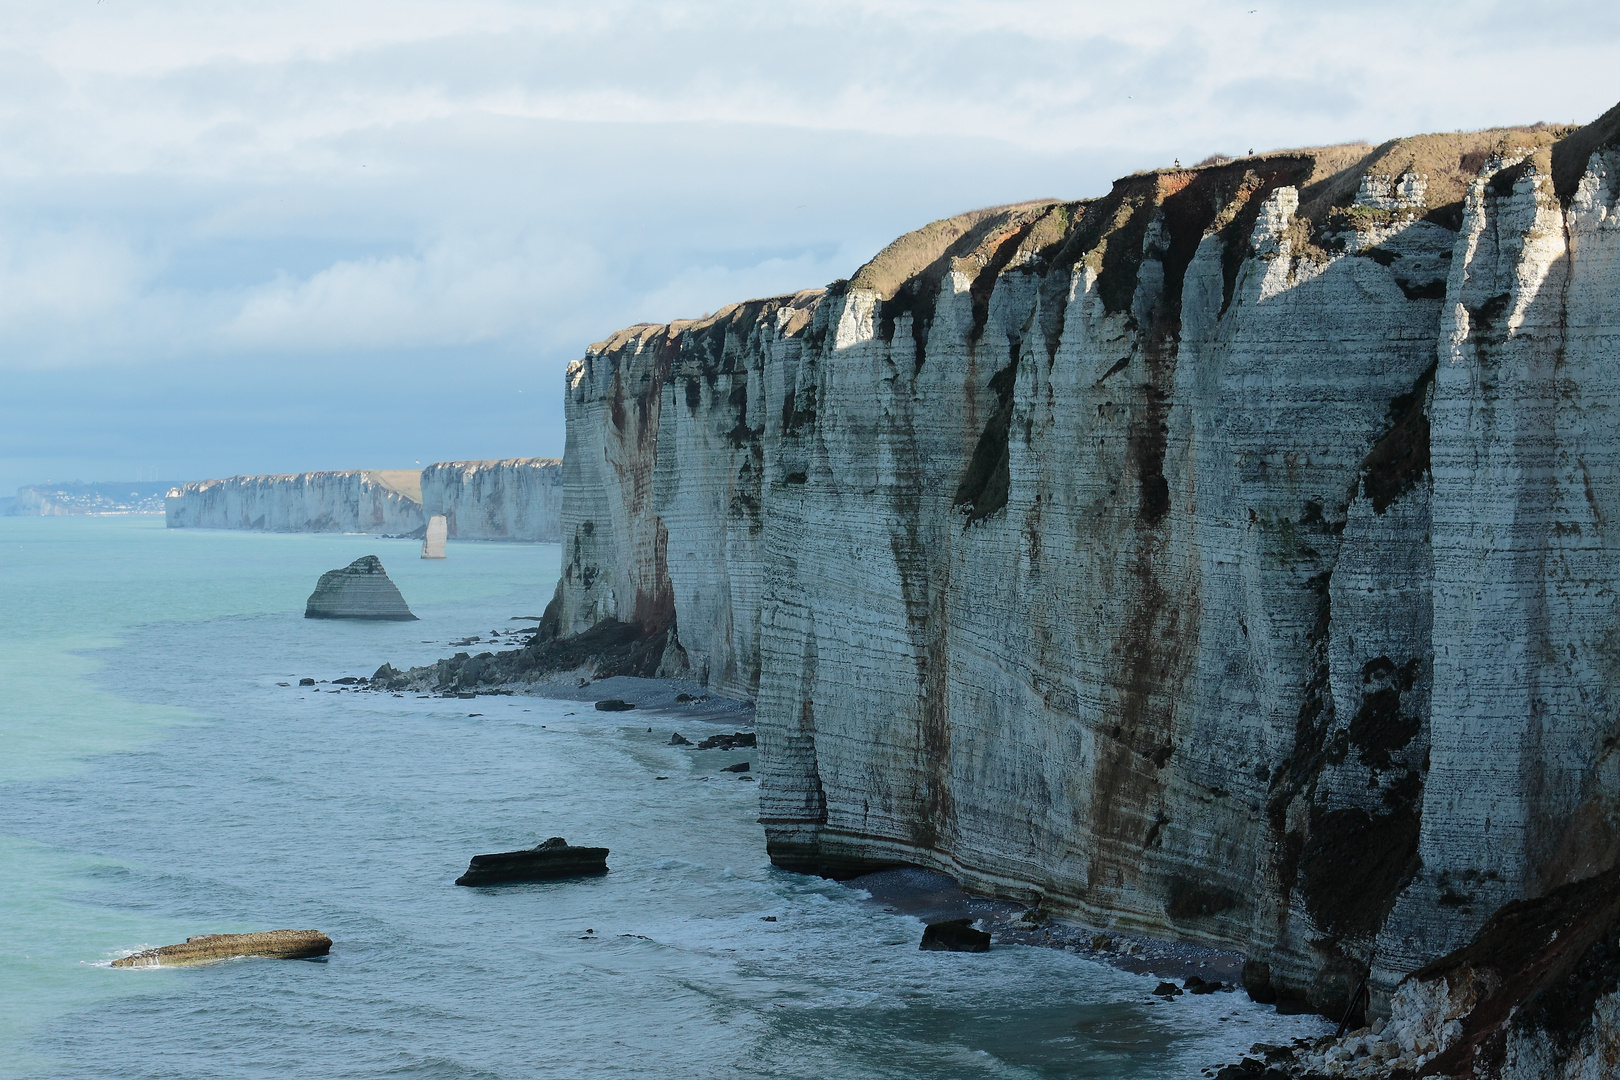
[362,469,423,503]
[849,201,1058,301]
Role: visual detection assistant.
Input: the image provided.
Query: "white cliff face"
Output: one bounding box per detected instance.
[543,111,1620,1017]
[418,459,563,541]
[165,471,424,534]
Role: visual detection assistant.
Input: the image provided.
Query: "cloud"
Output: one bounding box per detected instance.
[1,0,1618,490]
[223,233,601,353]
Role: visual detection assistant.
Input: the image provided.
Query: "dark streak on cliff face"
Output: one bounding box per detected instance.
[1361,361,1436,514]
[954,359,1020,524]
[874,206,1053,371]
[1348,656,1423,771]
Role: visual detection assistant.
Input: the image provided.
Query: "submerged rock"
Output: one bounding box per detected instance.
[721,761,750,773]
[593,699,634,712]
[919,919,990,953]
[668,732,693,745]
[454,836,609,886]
[112,929,331,967]
[304,556,416,621]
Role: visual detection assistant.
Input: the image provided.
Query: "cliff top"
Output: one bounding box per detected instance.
[847,200,1060,301]
[588,288,824,356]
[582,102,1619,364]
[423,458,561,471]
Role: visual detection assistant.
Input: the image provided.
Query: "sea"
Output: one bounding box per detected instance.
[0,515,1328,1078]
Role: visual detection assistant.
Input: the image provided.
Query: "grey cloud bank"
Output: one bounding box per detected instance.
[2,0,1617,492]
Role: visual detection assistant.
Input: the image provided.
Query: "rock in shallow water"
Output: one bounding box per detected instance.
[593,699,634,712]
[696,731,756,750]
[919,919,991,953]
[304,556,416,621]
[454,836,609,886]
[112,929,331,967]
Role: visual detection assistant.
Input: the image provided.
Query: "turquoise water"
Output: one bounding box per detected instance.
[0,516,1324,1077]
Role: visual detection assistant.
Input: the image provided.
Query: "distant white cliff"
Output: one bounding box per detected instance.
[420,459,563,541]
[165,470,425,534]
[165,460,564,541]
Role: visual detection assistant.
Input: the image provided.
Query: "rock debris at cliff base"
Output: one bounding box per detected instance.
[405,99,1620,1050]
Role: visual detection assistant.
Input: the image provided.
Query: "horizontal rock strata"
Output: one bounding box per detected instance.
[439,104,1620,1026]
[112,929,331,967]
[165,470,424,534]
[305,555,416,621]
[419,458,564,541]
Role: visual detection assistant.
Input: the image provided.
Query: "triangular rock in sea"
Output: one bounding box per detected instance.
[304,556,417,621]
[422,514,447,559]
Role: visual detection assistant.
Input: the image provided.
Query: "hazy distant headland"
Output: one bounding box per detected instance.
[5,481,181,516]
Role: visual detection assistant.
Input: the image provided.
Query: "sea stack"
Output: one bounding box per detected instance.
[304,556,417,621]
[112,929,332,967]
[454,837,609,886]
[422,514,447,559]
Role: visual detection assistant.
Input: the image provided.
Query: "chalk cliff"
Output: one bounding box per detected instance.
[165,460,566,542]
[419,458,564,541]
[165,470,424,534]
[456,104,1620,1024]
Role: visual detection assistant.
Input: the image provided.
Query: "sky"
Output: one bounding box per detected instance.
[1,0,1617,493]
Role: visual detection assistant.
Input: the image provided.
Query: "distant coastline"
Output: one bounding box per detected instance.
[5,481,178,516]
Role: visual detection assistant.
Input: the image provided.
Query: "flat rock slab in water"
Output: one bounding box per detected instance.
[112,929,332,967]
[455,836,609,886]
[919,919,991,952]
[304,555,417,621]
